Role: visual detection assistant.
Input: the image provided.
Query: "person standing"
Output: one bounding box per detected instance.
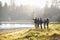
[46,18,49,29]
[33,17,38,29]
[37,18,39,28]
[43,19,46,29]
[39,18,43,29]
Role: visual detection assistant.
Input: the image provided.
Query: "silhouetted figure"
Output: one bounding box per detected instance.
[46,18,49,29]
[44,19,46,29]
[39,18,43,29]
[37,18,39,28]
[33,17,38,28]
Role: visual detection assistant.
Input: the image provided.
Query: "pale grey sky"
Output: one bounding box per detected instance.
[0,0,53,8]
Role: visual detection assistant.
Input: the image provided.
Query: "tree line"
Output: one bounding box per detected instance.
[0,0,60,22]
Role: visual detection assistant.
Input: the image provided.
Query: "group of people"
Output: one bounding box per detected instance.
[33,17,49,29]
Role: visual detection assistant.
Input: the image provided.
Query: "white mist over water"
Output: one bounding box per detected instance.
[0,24,34,29]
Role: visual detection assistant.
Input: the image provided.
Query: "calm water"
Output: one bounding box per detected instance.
[0,24,34,29]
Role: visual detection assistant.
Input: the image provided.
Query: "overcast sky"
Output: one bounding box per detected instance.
[0,0,53,8]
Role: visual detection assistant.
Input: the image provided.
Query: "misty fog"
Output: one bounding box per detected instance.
[0,0,60,22]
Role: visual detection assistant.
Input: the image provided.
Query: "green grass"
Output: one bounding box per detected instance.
[0,24,60,40]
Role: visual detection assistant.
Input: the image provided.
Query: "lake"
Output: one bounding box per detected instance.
[0,23,34,29]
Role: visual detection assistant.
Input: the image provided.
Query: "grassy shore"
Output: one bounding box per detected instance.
[0,24,60,40]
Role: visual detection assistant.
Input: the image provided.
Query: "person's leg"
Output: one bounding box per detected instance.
[37,23,39,28]
[47,23,49,29]
[35,23,37,28]
[44,23,46,29]
[36,23,38,28]
[36,23,38,29]
[40,24,42,29]
[38,23,39,28]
